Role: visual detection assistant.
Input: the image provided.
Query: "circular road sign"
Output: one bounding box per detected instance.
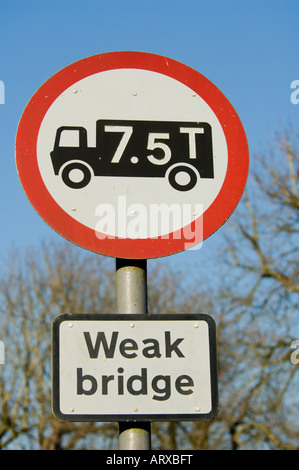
[16,51,249,259]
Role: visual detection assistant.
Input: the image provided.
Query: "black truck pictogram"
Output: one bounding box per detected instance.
[50,119,214,191]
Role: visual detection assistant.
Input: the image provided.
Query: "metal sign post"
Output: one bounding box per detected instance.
[116,258,151,450]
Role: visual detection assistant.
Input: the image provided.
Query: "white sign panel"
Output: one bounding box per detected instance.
[52,314,218,422]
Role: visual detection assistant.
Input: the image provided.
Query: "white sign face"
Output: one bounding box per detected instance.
[37,69,227,239]
[52,314,218,422]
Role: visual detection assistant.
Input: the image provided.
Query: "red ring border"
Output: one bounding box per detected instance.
[15,51,249,259]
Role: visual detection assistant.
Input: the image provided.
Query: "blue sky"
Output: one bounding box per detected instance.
[0,0,298,274]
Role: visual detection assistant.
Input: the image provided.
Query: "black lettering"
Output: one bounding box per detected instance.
[119,338,138,358]
[102,375,114,395]
[175,375,194,395]
[117,367,124,394]
[165,331,184,357]
[83,331,118,358]
[127,368,147,395]
[77,368,97,395]
[142,338,161,358]
[152,375,171,401]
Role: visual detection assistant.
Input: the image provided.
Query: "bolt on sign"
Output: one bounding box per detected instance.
[52,314,218,421]
[15,51,249,259]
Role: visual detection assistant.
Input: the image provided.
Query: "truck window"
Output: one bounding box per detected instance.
[58,129,80,147]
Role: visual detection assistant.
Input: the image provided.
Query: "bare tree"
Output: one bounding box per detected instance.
[213,128,299,449]
[0,241,117,449]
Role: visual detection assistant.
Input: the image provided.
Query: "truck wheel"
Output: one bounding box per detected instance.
[168,165,198,191]
[61,162,92,189]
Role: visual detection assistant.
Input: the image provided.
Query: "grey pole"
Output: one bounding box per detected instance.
[115,258,151,450]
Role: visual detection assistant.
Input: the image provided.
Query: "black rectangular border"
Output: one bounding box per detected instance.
[52,313,218,422]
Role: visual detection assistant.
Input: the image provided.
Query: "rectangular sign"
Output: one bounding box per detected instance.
[52,314,218,422]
